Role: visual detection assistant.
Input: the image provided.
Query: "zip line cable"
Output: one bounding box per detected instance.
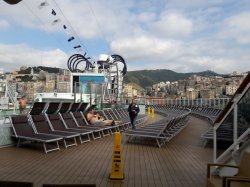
[22,0,95,65]
[49,0,95,63]
[22,1,70,52]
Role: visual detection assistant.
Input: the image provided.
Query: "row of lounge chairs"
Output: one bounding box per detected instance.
[124,106,191,147]
[10,102,147,153]
[155,105,248,147]
[185,106,237,143]
[157,105,223,143]
[146,104,241,147]
[10,102,195,151]
[187,106,222,124]
[153,105,191,118]
[201,120,249,143]
[179,105,245,145]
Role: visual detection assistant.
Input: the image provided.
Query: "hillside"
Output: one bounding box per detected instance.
[124,69,221,88]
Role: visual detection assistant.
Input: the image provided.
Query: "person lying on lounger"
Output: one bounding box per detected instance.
[86,109,115,126]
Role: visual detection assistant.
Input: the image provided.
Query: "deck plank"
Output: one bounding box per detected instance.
[134,144,142,187]
[122,142,129,187]
[138,143,148,187]
[124,143,134,187]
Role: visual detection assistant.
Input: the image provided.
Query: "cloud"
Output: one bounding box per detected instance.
[51,0,137,40]
[219,12,250,44]
[151,12,193,38]
[165,0,225,8]
[110,34,250,74]
[0,19,9,29]
[0,43,68,72]
[111,35,184,61]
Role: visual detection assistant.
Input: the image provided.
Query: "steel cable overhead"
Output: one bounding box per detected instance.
[20,1,70,54]
[49,0,95,62]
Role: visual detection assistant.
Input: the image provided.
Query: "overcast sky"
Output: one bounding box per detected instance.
[0,0,250,74]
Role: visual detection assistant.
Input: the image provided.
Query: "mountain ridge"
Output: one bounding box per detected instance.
[124,69,222,88]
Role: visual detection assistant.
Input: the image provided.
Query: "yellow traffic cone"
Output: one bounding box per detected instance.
[152,108,155,120]
[109,132,125,182]
[147,106,151,116]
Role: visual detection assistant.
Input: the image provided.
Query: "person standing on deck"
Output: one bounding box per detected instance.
[19,96,27,114]
[128,99,140,129]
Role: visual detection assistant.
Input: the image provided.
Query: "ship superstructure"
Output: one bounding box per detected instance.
[34,53,127,107]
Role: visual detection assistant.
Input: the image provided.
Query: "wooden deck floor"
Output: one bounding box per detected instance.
[0,116,212,187]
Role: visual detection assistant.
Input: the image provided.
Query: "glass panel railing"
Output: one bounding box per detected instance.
[0,109,18,120]
[214,73,250,162]
[237,86,250,138]
[216,109,234,159]
[210,99,214,108]
[215,99,219,108]
[220,98,226,109]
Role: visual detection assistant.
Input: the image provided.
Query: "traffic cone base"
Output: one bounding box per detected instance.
[109,174,125,182]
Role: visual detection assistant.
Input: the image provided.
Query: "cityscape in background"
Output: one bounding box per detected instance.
[0,66,248,105]
[121,71,247,100]
[0,66,70,104]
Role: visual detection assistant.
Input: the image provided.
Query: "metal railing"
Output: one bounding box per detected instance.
[212,72,250,163]
[118,97,231,109]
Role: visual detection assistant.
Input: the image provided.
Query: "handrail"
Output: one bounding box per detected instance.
[215,127,250,163]
[212,71,250,163]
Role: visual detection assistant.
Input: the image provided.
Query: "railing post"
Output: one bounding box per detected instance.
[73,82,76,102]
[213,125,217,163]
[5,80,8,97]
[101,83,104,110]
[89,82,92,106]
[80,83,82,102]
[233,103,238,150]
